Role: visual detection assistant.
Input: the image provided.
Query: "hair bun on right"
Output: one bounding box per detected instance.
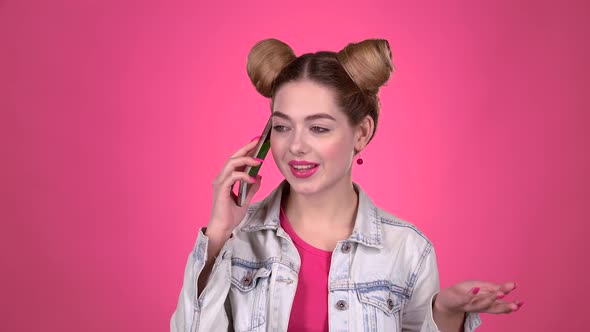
[336,39,394,95]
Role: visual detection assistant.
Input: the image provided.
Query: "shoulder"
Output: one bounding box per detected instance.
[374,205,434,253]
[354,182,433,251]
[376,206,431,242]
[371,206,438,286]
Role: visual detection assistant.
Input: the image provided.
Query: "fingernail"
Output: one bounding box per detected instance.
[250,135,261,142]
[250,176,257,183]
[472,287,480,295]
[254,158,264,163]
[496,293,505,299]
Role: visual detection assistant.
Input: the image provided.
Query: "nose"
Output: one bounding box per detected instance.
[288,129,309,156]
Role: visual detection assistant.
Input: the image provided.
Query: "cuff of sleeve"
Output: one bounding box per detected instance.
[464,312,482,332]
[193,227,209,264]
[422,292,440,332]
[422,292,482,332]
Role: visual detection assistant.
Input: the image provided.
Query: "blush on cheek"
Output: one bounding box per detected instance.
[270,137,282,154]
[312,143,352,183]
[322,141,352,164]
[270,138,287,171]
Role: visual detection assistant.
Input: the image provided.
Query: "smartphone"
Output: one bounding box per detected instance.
[237,117,272,206]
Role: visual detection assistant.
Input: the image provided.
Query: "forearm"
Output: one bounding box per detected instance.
[432,294,466,332]
[197,225,232,297]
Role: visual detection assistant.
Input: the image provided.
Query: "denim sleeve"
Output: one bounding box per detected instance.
[402,245,482,332]
[420,292,482,332]
[170,227,233,332]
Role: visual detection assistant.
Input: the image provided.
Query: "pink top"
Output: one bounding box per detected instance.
[280,207,332,332]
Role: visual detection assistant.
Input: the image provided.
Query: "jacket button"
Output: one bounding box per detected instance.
[242,275,253,287]
[387,299,394,310]
[335,300,348,311]
[341,242,351,253]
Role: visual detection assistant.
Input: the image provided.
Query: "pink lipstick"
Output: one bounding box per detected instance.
[288,160,319,179]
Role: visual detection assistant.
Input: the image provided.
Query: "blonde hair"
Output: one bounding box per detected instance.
[246,38,394,142]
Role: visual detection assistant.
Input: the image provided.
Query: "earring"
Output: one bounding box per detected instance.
[356,153,364,165]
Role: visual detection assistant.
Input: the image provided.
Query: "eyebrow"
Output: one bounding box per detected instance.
[272,111,336,122]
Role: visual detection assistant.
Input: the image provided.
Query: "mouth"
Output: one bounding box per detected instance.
[289,163,319,179]
[291,164,317,170]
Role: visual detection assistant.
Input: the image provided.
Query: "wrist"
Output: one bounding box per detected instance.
[433,294,466,317]
[204,224,233,240]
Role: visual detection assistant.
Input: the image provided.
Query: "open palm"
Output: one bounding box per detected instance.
[435,280,523,315]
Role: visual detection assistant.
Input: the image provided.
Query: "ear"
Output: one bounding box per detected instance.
[354,115,374,154]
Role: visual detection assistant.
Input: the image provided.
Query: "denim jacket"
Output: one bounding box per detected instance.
[171,181,481,331]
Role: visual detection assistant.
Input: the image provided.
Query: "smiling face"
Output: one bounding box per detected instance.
[270,80,362,196]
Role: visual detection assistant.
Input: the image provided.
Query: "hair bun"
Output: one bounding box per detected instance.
[336,39,394,95]
[247,38,296,98]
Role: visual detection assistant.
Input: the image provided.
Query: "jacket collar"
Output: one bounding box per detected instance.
[240,180,383,249]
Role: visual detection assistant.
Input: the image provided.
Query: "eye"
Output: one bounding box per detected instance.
[311,126,329,133]
[272,125,289,132]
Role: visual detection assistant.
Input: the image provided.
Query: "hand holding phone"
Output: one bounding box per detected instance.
[206,120,271,237]
[237,117,272,206]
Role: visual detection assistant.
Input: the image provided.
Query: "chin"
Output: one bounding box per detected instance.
[280,165,333,196]
[285,177,326,196]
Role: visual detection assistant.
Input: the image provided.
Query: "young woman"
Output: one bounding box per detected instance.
[171,38,522,332]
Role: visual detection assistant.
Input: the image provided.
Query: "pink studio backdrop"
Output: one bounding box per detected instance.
[1,0,588,331]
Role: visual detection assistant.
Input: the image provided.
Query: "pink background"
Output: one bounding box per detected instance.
[1,0,588,331]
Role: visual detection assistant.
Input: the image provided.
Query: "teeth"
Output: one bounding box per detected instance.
[292,165,316,170]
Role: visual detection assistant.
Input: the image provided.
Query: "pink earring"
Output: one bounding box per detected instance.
[356,153,364,165]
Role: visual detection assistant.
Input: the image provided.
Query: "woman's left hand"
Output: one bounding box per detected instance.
[434,280,524,315]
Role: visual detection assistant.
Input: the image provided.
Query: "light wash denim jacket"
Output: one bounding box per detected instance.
[171,181,481,331]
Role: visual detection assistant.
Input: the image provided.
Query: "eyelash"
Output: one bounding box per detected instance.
[272,125,329,134]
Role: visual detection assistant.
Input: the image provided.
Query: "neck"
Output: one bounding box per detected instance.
[283,178,359,231]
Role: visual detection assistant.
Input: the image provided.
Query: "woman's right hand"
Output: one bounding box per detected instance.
[206,136,264,237]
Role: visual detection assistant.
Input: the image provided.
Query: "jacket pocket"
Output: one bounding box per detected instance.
[357,286,402,332]
[229,261,272,332]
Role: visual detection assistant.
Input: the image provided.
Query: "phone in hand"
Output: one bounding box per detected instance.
[237,117,272,206]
